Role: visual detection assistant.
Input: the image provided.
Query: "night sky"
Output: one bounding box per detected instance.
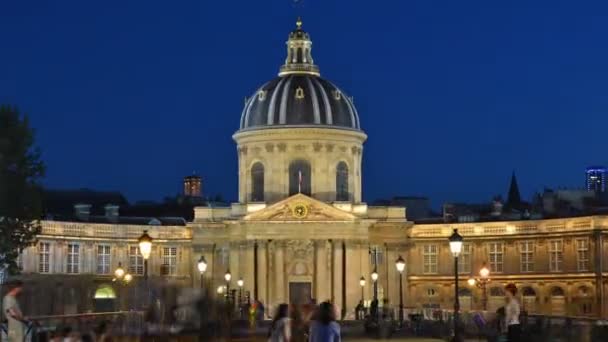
[2,1,608,208]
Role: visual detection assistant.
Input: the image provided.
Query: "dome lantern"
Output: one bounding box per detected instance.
[279,17,320,77]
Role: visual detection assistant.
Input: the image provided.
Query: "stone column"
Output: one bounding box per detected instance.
[229,243,240,294]
[332,240,344,317]
[344,241,364,319]
[274,241,286,305]
[315,240,330,302]
[257,241,268,305]
[268,241,276,312]
[243,242,255,302]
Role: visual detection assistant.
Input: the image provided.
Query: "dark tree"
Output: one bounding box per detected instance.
[0,105,45,275]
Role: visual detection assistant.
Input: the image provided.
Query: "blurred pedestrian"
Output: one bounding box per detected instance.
[268,303,291,342]
[309,301,340,342]
[505,283,521,342]
[2,280,28,341]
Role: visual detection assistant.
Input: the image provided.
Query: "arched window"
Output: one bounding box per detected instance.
[251,162,264,202]
[336,162,349,201]
[289,160,311,196]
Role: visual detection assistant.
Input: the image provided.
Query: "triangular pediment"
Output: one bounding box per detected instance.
[243,194,357,221]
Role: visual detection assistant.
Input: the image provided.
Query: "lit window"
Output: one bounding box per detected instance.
[423,244,438,274]
[129,246,144,275]
[488,242,504,273]
[458,243,472,274]
[549,240,563,272]
[576,238,589,271]
[96,245,111,274]
[519,241,534,272]
[67,244,80,274]
[162,247,178,276]
[39,242,50,273]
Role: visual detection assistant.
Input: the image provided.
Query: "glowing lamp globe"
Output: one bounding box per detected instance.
[480,264,490,278]
[371,270,379,282]
[197,256,208,274]
[138,230,153,260]
[237,278,244,287]
[468,278,476,286]
[395,255,406,273]
[114,263,125,279]
[124,273,133,284]
[359,276,366,287]
[224,270,232,282]
[448,229,463,257]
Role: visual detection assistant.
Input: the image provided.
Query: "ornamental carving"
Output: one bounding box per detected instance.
[286,240,314,276]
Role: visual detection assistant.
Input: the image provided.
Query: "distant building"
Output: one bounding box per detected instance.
[586,166,606,193]
[183,174,202,197]
[373,196,431,221]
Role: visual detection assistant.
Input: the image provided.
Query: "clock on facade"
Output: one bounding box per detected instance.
[291,203,309,219]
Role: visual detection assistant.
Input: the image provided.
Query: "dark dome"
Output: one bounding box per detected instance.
[239,75,361,131]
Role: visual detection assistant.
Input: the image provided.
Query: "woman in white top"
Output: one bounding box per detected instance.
[504,283,521,342]
[268,304,291,342]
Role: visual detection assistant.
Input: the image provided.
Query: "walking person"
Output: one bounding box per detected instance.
[309,301,341,342]
[505,283,521,342]
[268,304,291,342]
[2,280,28,341]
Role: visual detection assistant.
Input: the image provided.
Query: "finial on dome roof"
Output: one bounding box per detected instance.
[279,17,320,76]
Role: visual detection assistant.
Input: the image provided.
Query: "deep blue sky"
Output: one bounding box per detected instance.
[2,1,608,207]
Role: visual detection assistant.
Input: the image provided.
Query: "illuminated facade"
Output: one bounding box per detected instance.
[12,19,608,320]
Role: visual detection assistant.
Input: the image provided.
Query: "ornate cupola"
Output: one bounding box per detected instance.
[279,18,320,77]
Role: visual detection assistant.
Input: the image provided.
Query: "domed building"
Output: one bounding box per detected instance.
[12,19,607,323]
[234,18,366,204]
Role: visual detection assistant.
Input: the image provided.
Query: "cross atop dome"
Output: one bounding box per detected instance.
[279,17,320,77]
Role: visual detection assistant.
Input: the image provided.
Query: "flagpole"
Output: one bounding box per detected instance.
[298,170,302,193]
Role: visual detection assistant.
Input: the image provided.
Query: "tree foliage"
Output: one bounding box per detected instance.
[0,105,45,275]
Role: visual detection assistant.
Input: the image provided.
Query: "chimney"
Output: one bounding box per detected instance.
[74,203,92,221]
[104,204,120,221]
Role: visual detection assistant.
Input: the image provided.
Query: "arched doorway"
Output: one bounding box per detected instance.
[549,286,566,316]
[94,285,117,312]
[488,287,505,311]
[458,288,472,311]
[521,286,537,313]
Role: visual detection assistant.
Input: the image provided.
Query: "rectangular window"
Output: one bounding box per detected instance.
[162,247,177,276]
[488,242,504,273]
[423,244,438,274]
[39,242,50,273]
[519,241,535,272]
[458,243,472,274]
[576,238,589,271]
[549,240,563,272]
[129,246,144,275]
[96,245,111,274]
[67,244,80,274]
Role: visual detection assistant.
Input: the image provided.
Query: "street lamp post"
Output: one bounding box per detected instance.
[224,269,232,305]
[449,229,463,342]
[138,230,153,308]
[237,278,244,318]
[395,255,406,327]
[359,276,366,303]
[468,262,490,311]
[114,263,132,311]
[198,255,208,291]
[370,268,379,321]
